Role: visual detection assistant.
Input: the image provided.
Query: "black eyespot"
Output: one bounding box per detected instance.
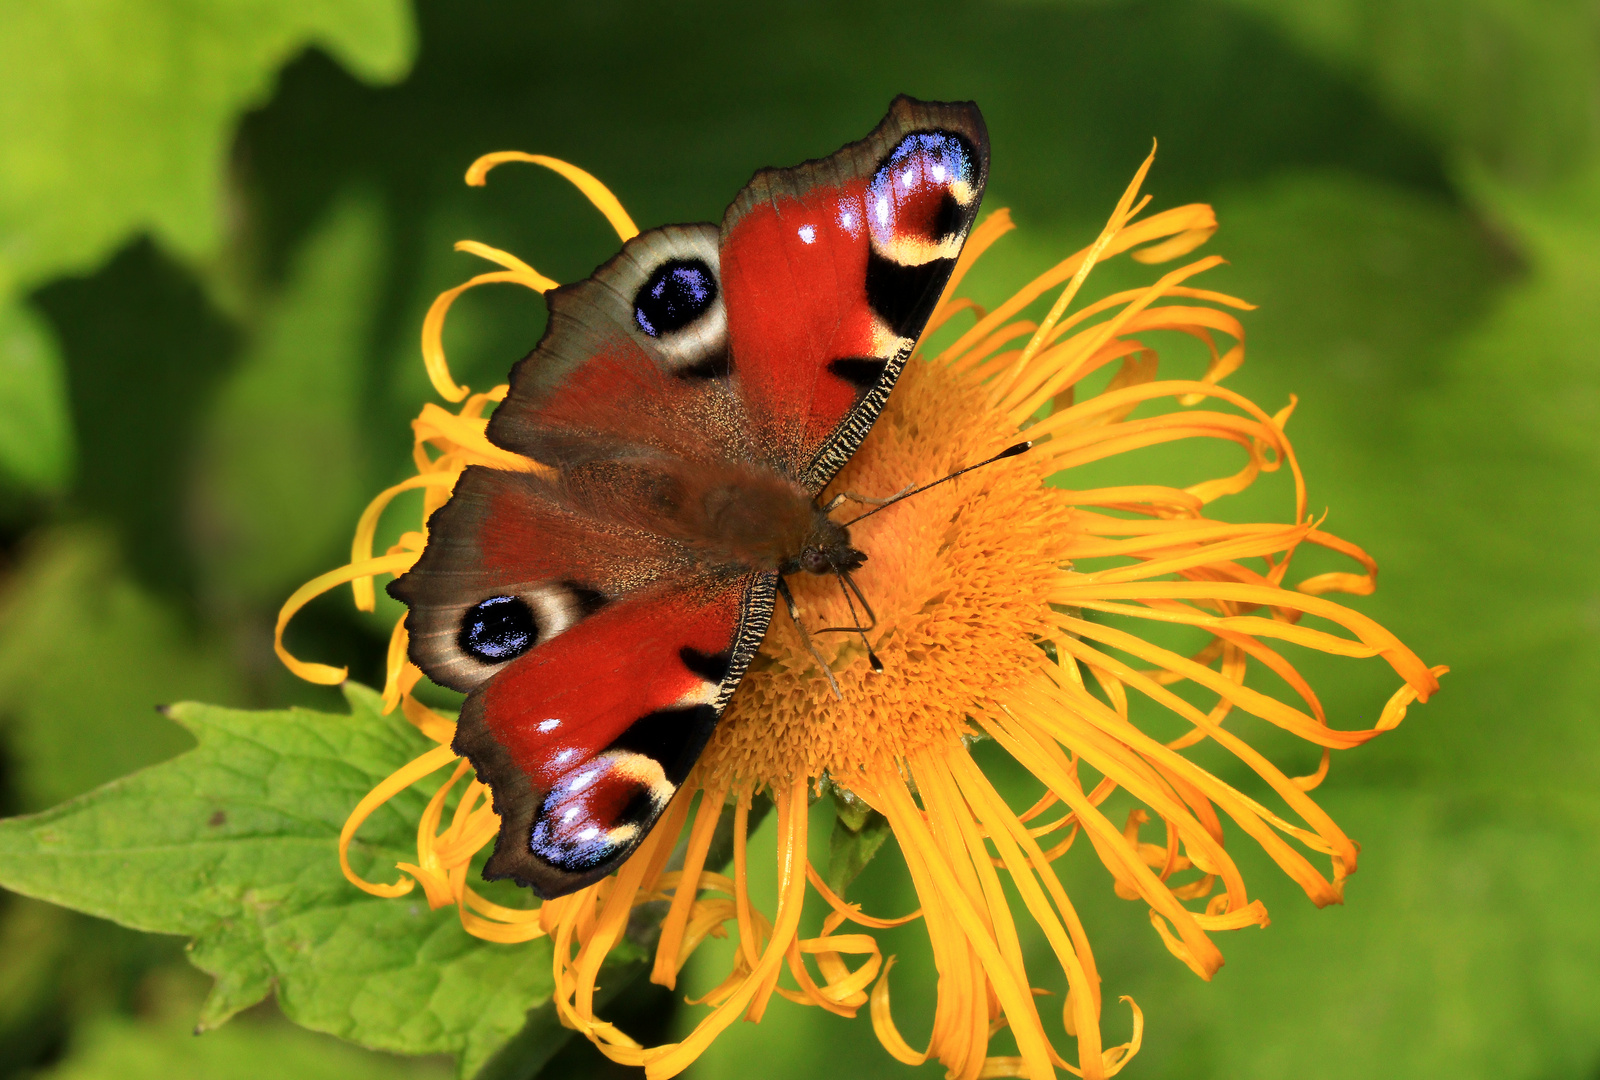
[459,596,537,663]
[634,259,717,337]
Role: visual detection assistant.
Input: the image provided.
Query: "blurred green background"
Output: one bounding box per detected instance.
[0,1,1597,1078]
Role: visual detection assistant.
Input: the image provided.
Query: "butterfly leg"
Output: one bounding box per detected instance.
[776,575,843,699]
[817,570,885,674]
[825,484,916,511]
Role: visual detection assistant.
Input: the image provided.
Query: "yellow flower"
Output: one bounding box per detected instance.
[276,145,1443,1080]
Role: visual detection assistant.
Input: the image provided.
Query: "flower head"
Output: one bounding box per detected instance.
[277,145,1442,1080]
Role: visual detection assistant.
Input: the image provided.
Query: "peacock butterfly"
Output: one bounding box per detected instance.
[388,96,990,898]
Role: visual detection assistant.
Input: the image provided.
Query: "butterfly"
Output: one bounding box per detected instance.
[389,96,990,898]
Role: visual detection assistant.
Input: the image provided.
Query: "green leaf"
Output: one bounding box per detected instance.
[0,0,415,499]
[826,790,891,896]
[0,300,73,493]
[0,526,238,811]
[41,1008,449,1080]
[1367,160,1600,808]
[0,682,556,1077]
[469,1005,575,1080]
[0,0,415,297]
[1216,0,1600,183]
[1203,790,1600,1080]
[193,190,383,604]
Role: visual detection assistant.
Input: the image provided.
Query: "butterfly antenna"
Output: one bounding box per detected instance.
[842,441,1033,527]
[776,576,842,699]
[820,570,884,673]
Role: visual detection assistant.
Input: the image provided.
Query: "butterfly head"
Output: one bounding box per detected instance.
[791,512,867,577]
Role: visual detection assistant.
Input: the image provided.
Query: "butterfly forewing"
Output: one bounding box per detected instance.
[391,465,683,691]
[720,96,989,489]
[484,224,749,470]
[456,575,771,896]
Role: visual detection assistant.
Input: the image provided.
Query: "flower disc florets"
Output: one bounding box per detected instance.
[708,356,1069,786]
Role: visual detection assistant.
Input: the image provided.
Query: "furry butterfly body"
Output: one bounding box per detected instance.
[390,97,990,898]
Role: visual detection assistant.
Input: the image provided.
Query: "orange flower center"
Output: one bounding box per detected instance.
[702,355,1075,788]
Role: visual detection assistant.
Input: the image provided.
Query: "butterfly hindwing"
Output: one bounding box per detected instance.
[389,465,776,897]
[719,95,989,489]
[455,573,774,896]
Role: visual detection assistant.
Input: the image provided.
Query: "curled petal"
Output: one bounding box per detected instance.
[464,151,639,241]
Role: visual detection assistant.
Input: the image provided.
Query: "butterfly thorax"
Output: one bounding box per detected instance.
[565,455,861,577]
[680,460,864,577]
